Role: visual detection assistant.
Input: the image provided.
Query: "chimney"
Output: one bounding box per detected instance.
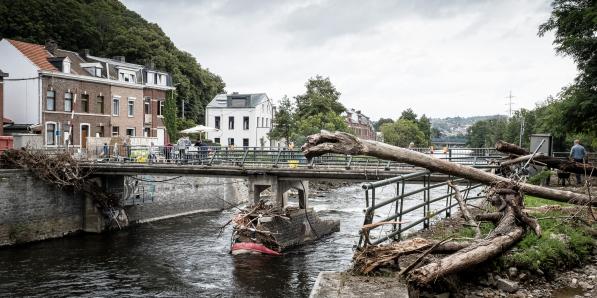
[45,40,58,54]
[80,49,90,58]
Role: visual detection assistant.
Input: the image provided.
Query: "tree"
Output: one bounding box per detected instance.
[539,0,597,138]
[374,118,394,131]
[399,108,418,122]
[162,91,178,142]
[381,119,426,147]
[269,95,296,144]
[293,76,348,143]
[295,75,345,118]
[417,114,432,145]
[0,0,225,125]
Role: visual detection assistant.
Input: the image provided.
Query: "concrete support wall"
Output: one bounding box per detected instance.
[124,175,248,223]
[248,176,309,209]
[0,169,84,246]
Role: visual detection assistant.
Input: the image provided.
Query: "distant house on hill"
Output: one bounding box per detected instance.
[205,92,274,147]
[0,39,174,147]
[343,108,375,140]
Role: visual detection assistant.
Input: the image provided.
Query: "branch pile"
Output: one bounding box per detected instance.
[301,131,593,287]
[496,140,596,177]
[231,200,285,252]
[0,148,117,207]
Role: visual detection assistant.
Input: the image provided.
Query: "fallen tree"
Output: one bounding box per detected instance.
[496,140,597,177]
[300,131,590,287]
[301,131,594,206]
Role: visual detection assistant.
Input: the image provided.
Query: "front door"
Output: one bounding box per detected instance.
[81,125,89,148]
[157,128,165,146]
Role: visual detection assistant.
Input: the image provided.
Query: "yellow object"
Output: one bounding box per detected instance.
[288,160,299,168]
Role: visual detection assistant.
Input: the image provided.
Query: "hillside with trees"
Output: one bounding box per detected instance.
[0,0,225,126]
[377,109,432,147]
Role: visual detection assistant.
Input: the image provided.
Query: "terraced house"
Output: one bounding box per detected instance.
[0,39,174,147]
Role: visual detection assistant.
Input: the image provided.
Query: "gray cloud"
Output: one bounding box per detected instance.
[122,0,577,119]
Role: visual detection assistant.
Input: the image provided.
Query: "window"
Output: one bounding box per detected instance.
[214,116,220,129]
[96,126,104,137]
[243,138,249,147]
[63,60,71,74]
[243,116,249,130]
[126,128,135,136]
[157,100,164,116]
[214,138,220,144]
[64,92,73,112]
[81,94,89,113]
[46,123,56,145]
[46,90,55,111]
[154,73,158,84]
[96,96,104,114]
[261,117,264,127]
[228,138,235,146]
[144,97,151,114]
[112,97,120,116]
[128,99,134,117]
[143,127,151,137]
[257,117,260,128]
[112,126,119,137]
[228,116,234,130]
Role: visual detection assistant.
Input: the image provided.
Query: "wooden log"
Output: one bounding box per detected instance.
[448,181,480,238]
[301,131,595,206]
[496,140,596,177]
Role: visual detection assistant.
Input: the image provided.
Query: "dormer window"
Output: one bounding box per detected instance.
[63,59,71,74]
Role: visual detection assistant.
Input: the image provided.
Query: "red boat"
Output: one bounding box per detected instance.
[231,242,282,256]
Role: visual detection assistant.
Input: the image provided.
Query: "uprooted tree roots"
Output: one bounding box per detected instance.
[301,131,593,287]
[1,148,118,208]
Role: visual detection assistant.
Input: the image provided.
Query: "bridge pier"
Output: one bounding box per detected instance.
[247,176,309,209]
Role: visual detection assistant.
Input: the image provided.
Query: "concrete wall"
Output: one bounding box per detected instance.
[0,169,84,246]
[0,170,248,247]
[125,175,248,223]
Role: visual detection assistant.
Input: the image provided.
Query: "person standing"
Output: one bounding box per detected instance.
[569,139,587,185]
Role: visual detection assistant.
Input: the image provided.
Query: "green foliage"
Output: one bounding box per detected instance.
[0,0,225,124]
[373,118,394,131]
[162,93,178,142]
[268,95,296,143]
[399,108,418,122]
[527,169,553,185]
[291,75,347,143]
[536,0,597,146]
[295,75,345,118]
[466,117,508,147]
[380,119,426,147]
[295,112,348,144]
[417,114,432,143]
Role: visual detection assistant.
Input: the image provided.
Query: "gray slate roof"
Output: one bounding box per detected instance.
[207,93,270,108]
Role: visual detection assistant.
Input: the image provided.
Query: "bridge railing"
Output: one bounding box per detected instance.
[358,170,485,248]
[34,144,504,170]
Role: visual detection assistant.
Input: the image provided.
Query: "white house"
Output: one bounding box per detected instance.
[205,93,274,147]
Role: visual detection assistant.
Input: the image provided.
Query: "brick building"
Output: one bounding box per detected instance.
[0,39,174,146]
[343,108,376,140]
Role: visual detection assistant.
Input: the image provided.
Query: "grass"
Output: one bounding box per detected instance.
[432,195,595,274]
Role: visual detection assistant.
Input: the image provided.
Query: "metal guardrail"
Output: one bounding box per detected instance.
[358,170,485,248]
[553,151,597,163]
[39,145,503,172]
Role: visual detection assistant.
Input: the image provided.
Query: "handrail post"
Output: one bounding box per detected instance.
[346,155,353,170]
[273,148,282,168]
[208,148,217,166]
[240,148,249,167]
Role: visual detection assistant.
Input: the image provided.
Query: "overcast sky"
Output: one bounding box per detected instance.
[122,0,577,120]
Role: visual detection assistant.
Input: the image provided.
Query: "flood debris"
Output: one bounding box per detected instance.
[230,199,340,255]
[301,131,595,288]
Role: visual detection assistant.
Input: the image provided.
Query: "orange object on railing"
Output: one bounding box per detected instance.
[0,136,13,153]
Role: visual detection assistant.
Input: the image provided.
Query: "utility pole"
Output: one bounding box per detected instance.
[182,99,185,120]
[519,117,525,147]
[505,91,515,117]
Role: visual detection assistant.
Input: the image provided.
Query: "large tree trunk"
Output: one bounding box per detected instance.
[496,140,597,176]
[302,131,594,206]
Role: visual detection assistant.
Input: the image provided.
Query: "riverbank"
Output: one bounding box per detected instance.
[312,187,596,297]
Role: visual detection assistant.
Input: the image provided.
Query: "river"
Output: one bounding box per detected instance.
[0,183,470,297]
